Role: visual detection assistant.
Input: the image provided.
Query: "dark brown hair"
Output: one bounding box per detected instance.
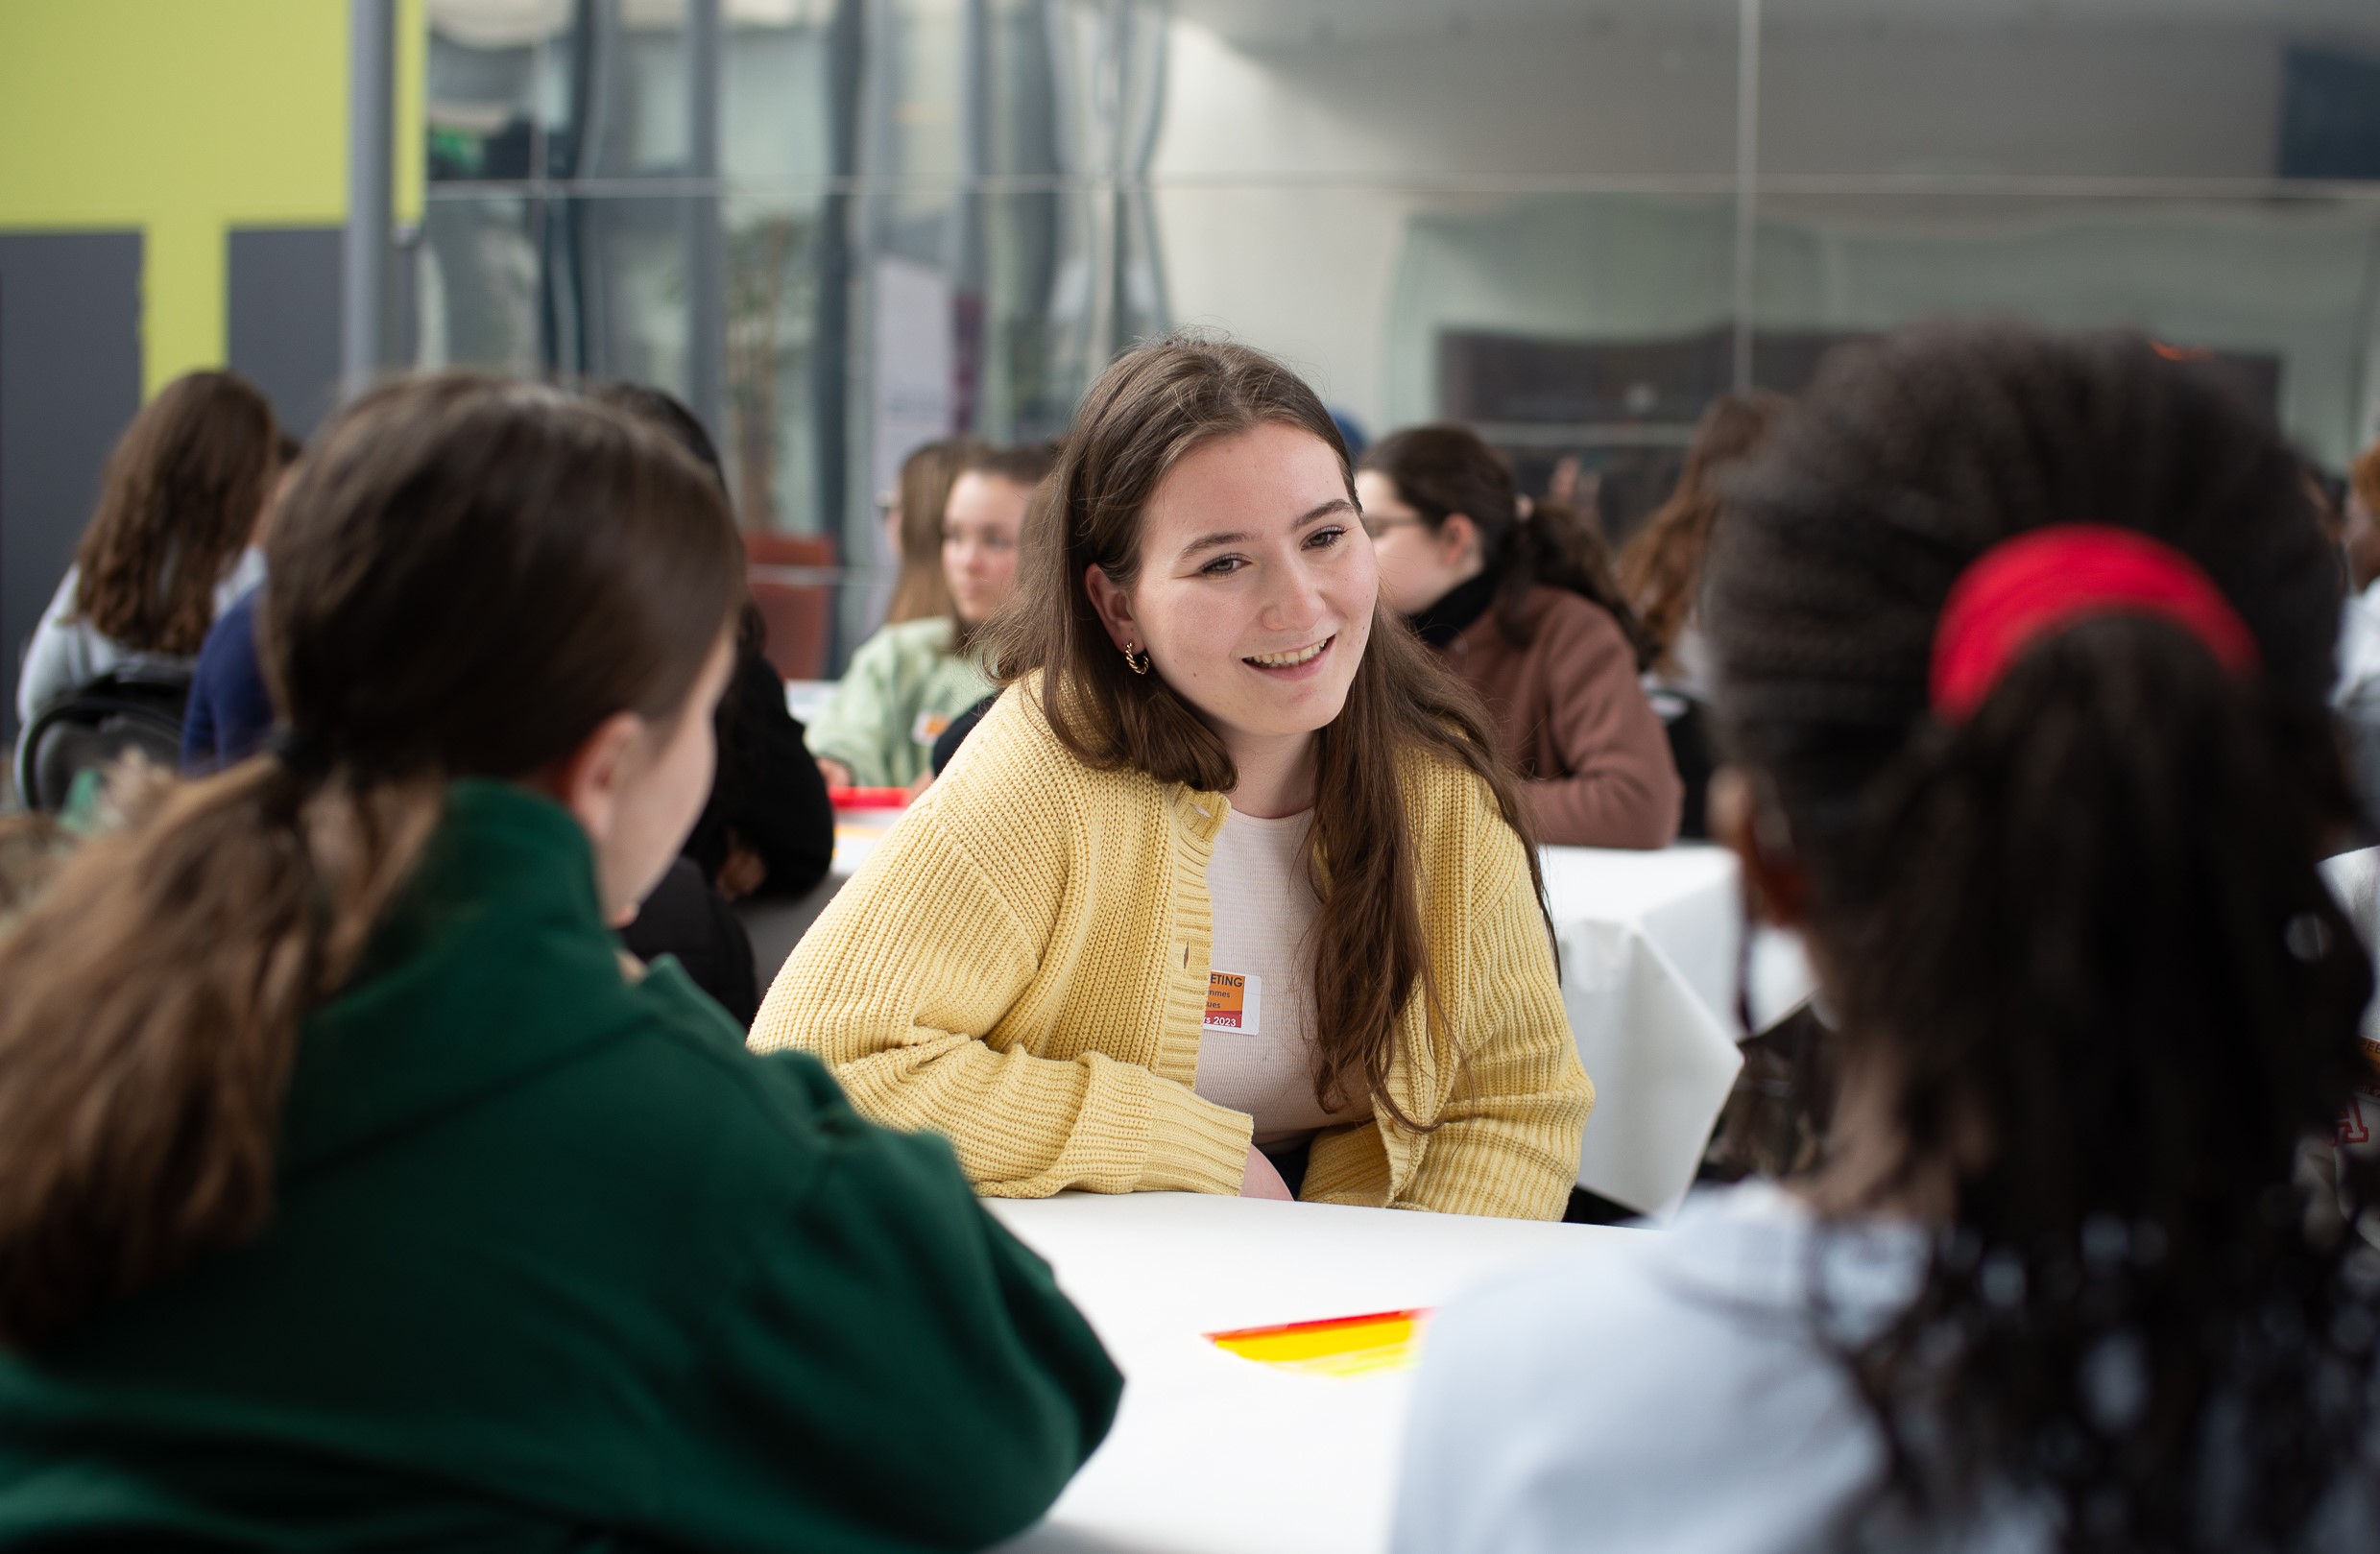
[886,438,979,625]
[0,374,744,1348]
[1709,325,2372,1551]
[72,371,283,656]
[948,441,1061,652]
[1360,423,1653,668]
[984,335,1544,1125]
[957,440,1062,493]
[1616,391,1785,675]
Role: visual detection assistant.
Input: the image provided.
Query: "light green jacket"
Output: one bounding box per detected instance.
[805,616,993,787]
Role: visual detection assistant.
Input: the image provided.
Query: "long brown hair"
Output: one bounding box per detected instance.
[885,437,979,625]
[1359,423,1653,668]
[72,371,283,655]
[0,374,743,1349]
[1614,391,1785,675]
[983,335,1545,1126]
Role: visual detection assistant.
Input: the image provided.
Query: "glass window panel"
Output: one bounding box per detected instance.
[513,0,705,184]
[1156,0,1742,181]
[1751,191,2380,466]
[541,193,697,385]
[874,0,969,188]
[424,0,566,180]
[1374,190,1742,538]
[605,1,696,179]
[725,189,837,532]
[1760,0,2380,181]
[974,186,1110,440]
[415,194,544,371]
[722,2,838,184]
[1148,188,1739,537]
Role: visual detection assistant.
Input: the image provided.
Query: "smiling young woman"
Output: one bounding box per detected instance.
[750,336,1592,1219]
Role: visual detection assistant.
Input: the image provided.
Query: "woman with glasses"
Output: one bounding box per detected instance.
[1356,425,1680,849]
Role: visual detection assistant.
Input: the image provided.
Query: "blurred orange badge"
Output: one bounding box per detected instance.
[912,711,952,745]
[1204,970,1262,1034]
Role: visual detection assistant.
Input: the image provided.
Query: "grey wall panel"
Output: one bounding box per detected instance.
[0,231,143,746]
[228,226,345,440]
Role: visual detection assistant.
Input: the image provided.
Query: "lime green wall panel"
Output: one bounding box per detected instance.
[0,0,424,394]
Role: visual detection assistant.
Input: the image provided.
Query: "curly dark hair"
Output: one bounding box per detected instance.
[1706,323,2380,1552]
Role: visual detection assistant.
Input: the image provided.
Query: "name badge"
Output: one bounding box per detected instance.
[913,711,952,746]
[1204,970,1262,1035]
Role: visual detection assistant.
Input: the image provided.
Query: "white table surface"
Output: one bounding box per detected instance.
[1540,845,1813,1217]
[984,1192,1627,1554]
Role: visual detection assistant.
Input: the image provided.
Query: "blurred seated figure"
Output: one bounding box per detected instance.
[16,371,285,786]
[1615,392,1784,840]
[588,384,832,905]
[180,582,274,775]
[0,376,1119,1549]
[588,383,834,1022]
[2332,441,2380,832]
[881,436,978,627]
[181,435,304,776]
[1395,325,2380,1554]
[929,692,998,777]
[806,442,1057,791]
[1358,424,1680,849]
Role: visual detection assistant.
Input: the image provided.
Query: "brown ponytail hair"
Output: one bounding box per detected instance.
[72,370,283,655]
[1358,422,1654,668]
[0,374,744,1348]
[983,334,1545,1126]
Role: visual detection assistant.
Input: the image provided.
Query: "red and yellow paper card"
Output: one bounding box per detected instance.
[1205,1309,1430,1377]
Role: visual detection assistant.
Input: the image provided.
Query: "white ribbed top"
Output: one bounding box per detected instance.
[1194,807,1367,1146]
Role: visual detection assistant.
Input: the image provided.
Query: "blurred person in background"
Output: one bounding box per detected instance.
[180,433,303,775]
[0,376,1119,1548]
[1395,325,2380,1554]
[755,337,1590,1219]
[808,442,1057,790]
[1358,424,1680,849]
[589,383,832,904]
[881,437,979,627]
[15,371,284,771]
[2331,441,2380,832]
[589,383,833,1025]
[1615,391,1786,838]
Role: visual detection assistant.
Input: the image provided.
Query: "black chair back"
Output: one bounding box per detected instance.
[15,665,193,813]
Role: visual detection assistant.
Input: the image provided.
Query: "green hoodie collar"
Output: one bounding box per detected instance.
[277,779,653,1173]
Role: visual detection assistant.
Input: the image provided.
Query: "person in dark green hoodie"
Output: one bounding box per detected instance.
[0,374,1120,1552]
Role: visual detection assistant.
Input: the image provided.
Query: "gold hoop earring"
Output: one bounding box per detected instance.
[1121,642,1150,676]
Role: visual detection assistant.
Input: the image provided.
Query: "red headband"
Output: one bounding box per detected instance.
[1930,524,2260,721]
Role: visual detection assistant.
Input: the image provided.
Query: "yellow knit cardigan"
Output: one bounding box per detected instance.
[749,686,1593,1220]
